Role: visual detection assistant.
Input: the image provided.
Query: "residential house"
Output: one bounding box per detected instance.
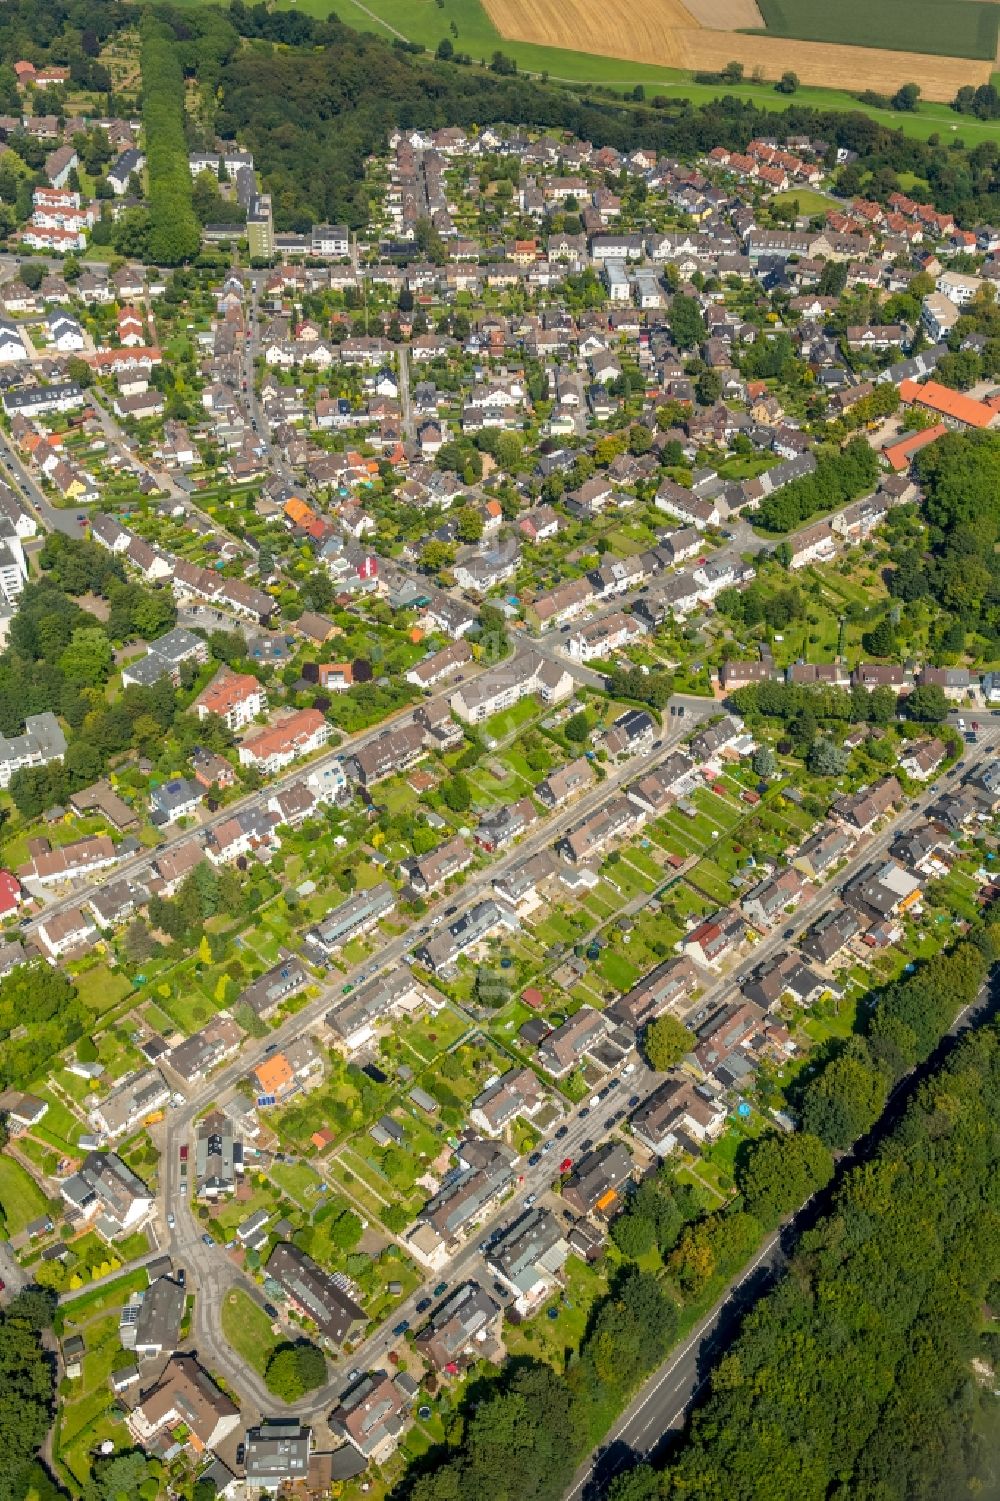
[562,1141,633,1217]
[239,709,330,774]
[607,955,700,1032]
[537,1006,609,1078]
[630,1076,727,1156]
[330,1372,409,1463]
[414,1282,503,1374]
[305,883,396,956]
[127,1356,240,1455]
[266,1242,366,1347]
[60,1152,153,1236]
[486,1208,570,1315]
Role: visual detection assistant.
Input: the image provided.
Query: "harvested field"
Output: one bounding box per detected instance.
[482,0,994,99]
[682,0,763,27]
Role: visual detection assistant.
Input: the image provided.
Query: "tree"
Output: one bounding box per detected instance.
[736,1130,834,1227]
[439,773,471,812]
[420,539,456,574]
[264,1341,326,1399]
[436,36,454,59]
[564,711,590,744]
[776,70,799,94]
[818,260,848,298]
[58,627,113,687]
[862,617,896,657]
[455,505,484,544]
[902,683,949,722]
[644,1015,695,1073]
[752,745,776,779]
[696,368,722,407]
[669,293,706,352]
[608,1467,660,1501]
[0,1294,56,1498]
[610,1209,657,1260]
[800,1038,889,1149]
[66,355,93,388]
[328,1209,363,1250]
[808,737,848,777]
[892,82,920,111]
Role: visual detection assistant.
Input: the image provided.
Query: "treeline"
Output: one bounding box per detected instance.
[0,1288,56,1501]
[797,935,989,1149]
[652,975,1000,1500]
[406,1270,688,1501]
[140,15,200,264]
[754,438,879,533]
[728,677,900,726]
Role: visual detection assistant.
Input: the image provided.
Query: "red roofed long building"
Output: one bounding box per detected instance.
[238,708,330,775]
[898,379,996,430]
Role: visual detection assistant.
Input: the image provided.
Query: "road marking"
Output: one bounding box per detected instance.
[563,1232,779,1499]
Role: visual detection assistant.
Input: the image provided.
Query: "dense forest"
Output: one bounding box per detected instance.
[167,0,1000,232]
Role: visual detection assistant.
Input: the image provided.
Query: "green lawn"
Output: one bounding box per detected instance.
[220,1287,281,1376]
[72,964,133,1014]
[0,1153,48,1235]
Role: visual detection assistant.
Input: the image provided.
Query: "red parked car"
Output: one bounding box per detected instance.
[559,1157,573,1173]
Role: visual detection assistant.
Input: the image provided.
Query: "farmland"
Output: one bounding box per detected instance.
[480,0,995,99]
[754,0,1000,62]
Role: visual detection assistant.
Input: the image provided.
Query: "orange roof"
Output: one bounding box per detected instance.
[283,496,317,526]
[408,626,425,643]
[485,499,502,518]
[196,670,261,716]
[882,423,946,472]
[254,1053,293,1095]
[898,379,995,429]
[241,707,326,760]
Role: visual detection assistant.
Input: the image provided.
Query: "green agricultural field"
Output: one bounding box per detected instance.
[755,0,999,60]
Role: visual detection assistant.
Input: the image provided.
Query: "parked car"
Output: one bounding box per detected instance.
[393,1320,410,1337]
[433,1281,448,1297]
[559,1157,573,1173]
[416,1297,432,1314]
